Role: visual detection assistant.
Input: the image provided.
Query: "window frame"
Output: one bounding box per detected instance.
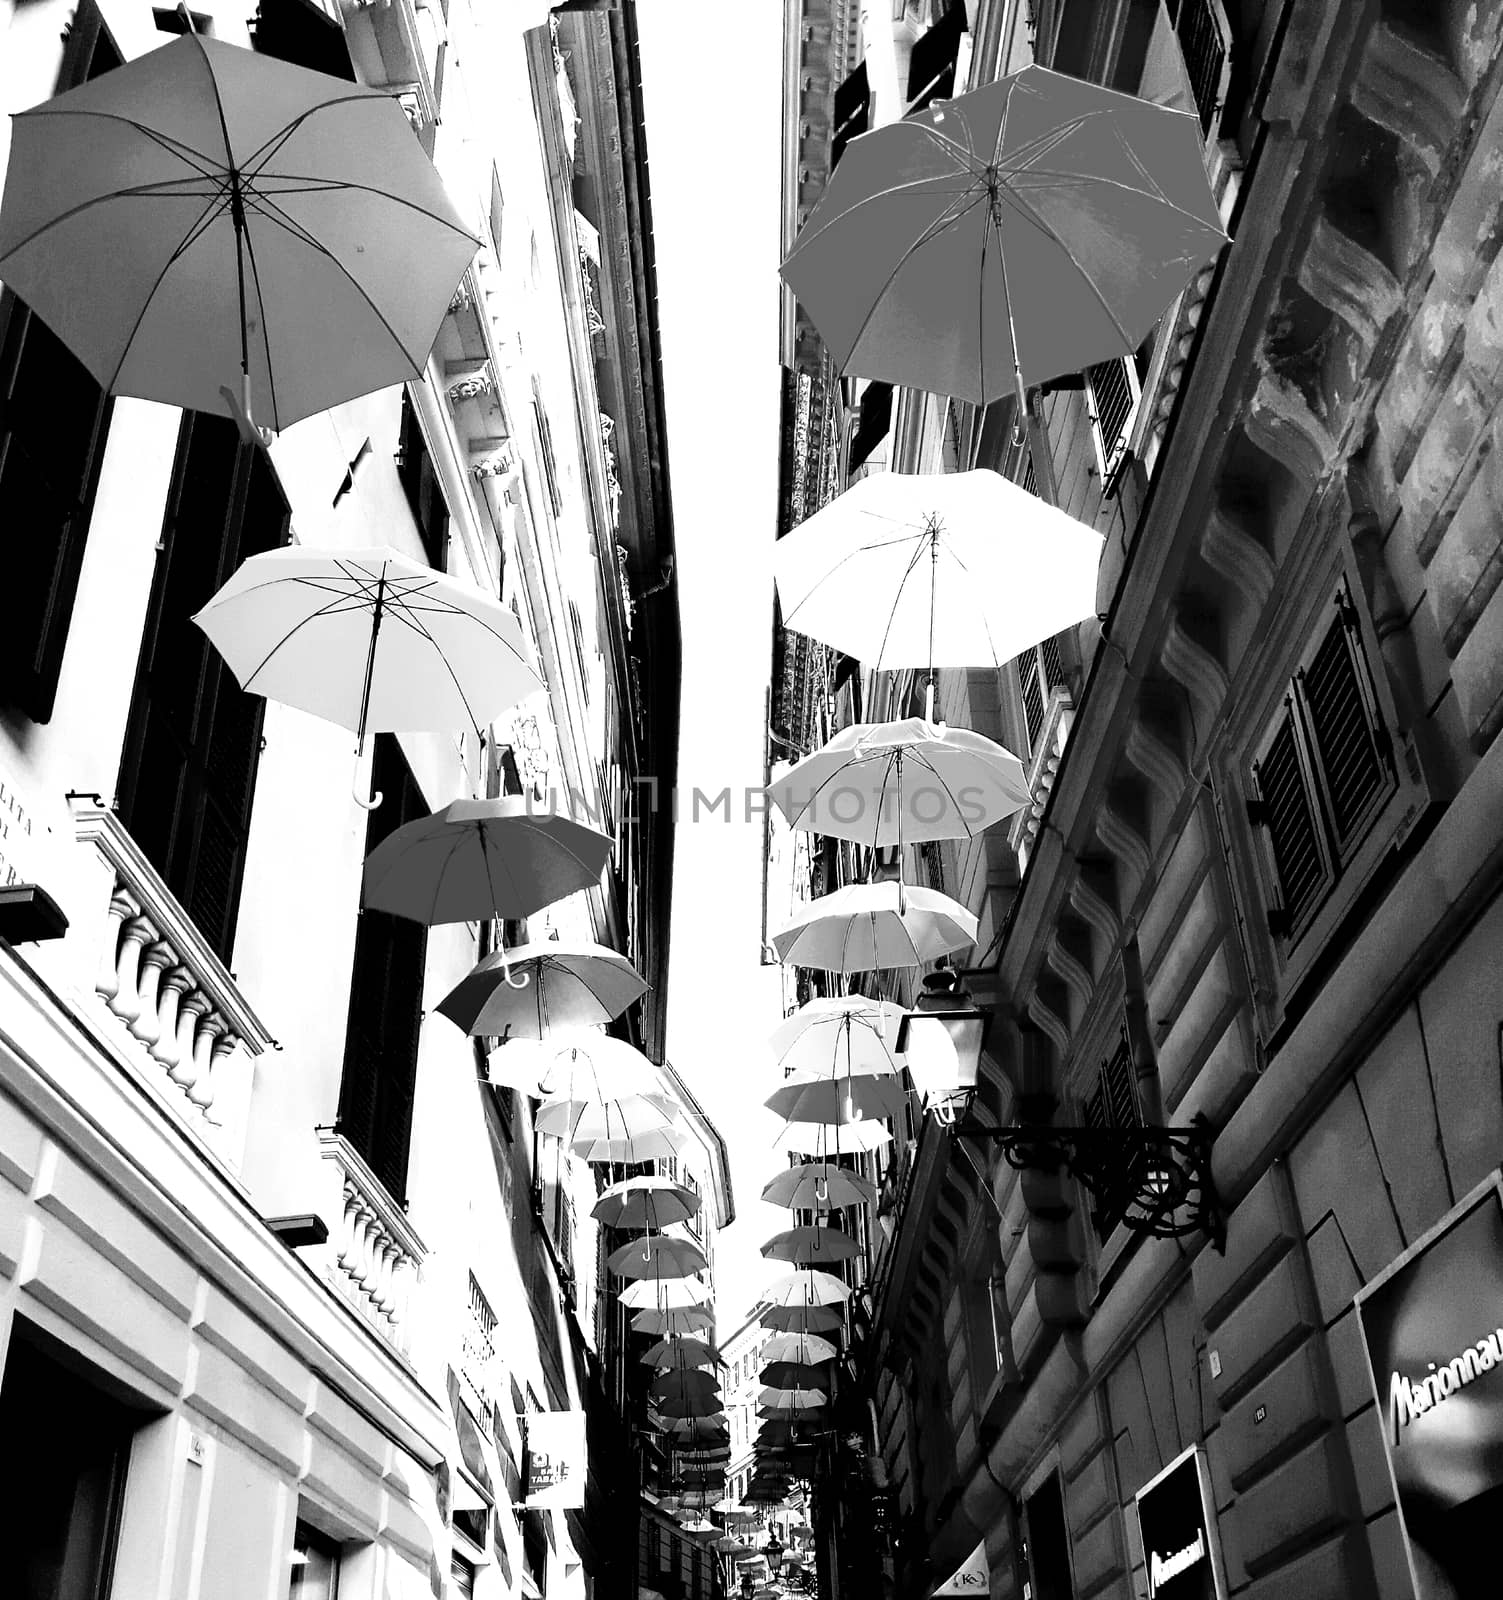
[1084,354,1143,484]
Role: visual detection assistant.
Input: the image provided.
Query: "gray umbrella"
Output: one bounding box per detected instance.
[437,939,648,1037]
[363,798,611,925]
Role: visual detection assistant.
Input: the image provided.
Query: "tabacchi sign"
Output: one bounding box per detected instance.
[1134,1446,1225,1600]
[1355,1174,1503,1599]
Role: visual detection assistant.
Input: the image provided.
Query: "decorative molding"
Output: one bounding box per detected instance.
[1243,371,1337,485]
[1124,713,1189,811]
[1093,801,1152,903]
[1045,928,1095,1013]
[1202,507,1276,611]
[1297,213,1402,352]
[1025,991,1071,1056]
[1160,609,1231,742]
[1068,860,1122,948]
[446,361,495,405]
[1350,22,1466,178]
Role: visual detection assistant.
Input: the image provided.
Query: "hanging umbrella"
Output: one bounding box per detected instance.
[769,718,1029,846]
[641,1337,719,1369]
[619,1276,710,1311]
[364,803,612,926]
[770,998,908,1079]
[765,1073,906,1125]
[760,1333,840,1365]
[714,1539,756,1558]
[573,1122,692,1165]
[438,940,648,1037]
[760,1362,831,1391]
[193,547,541,808]
[651,1412,727,1435]
[761,1270,852,1308]
[649,1369,721,1402]
[760,1226,861,1266]
[779,63,1226,410]
[608,1234,710,1281]
[760,1162,877,1212]
[597,1176,702,1231]
[537,1093,677,1144]
[0,33,478,434]
[652,1393,725,1419]
[487,1034,663,1098]
[758,1390,827,1415]
[771,471,1101,709]
[633,1306,714,1337]
[772,881,977,973]
[760,1303,844,1335]
[777,1120,892,1157]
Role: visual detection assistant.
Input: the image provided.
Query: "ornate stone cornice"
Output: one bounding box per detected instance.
[1350,22,1466,178]
[1298,213,1402,352]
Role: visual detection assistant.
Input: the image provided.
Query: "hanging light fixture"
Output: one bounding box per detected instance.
[894,966,989,1108]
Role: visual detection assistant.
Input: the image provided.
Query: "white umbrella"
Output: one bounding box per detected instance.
[761,1269,852,1308]
[484,1034,663,1098]
[193,547,542,807]
[769,998,907,1078]
[619,1276,711,1311]
[772,882,977,972]
[757,1386,827,1412]
[760,1162,877,1212]
[573,1123,692,1165]
[535,1093,677,1143]
[760,1333,840,1365]
[777,1120,892,1157]
[771,470,1101,712]
[769,718,1029,845]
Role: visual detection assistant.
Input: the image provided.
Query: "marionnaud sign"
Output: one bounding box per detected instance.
[1355,1174,1503,1598]
[1134,1445,1226,1600]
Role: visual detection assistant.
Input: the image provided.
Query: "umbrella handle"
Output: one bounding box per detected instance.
[352,763,383,811]
[499,950,531,990]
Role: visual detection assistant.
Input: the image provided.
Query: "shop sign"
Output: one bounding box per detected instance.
[524,1409,586,1509]
[1134,1445,1225,1600]
[1355,1173,1503,1598]
[934,1542,988,1594]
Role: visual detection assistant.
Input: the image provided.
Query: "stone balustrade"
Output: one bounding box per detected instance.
[71,801,272,1169]
[319,1131,425,1356]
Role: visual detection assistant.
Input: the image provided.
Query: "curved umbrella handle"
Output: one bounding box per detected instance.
[498,949,531,990]
[352,764,383,811]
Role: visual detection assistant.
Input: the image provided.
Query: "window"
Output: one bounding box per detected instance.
[290,1521,341,1600]
[338,735,429,1203]
[116,413,290,961]
[0,5,121,723]
[450,1554,476,1599]
[905,1,967,114]
[249,0,357,79]
[1248,583,1395,946]
[397,390,449,569]
[1084,356,1141,481]
[1168,0,1229,136]
[1020,1472,1075,1600]
[1081,1028,1137,1239]
[831,60,871,169]
[1017,633,1065,752]
[0,1323,140,1600]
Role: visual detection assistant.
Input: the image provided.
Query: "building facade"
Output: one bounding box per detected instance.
[810,1,1503,1599]
[0,2,681,1598]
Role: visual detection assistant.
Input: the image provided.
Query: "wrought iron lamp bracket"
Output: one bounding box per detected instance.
[952,1113,1226,1251]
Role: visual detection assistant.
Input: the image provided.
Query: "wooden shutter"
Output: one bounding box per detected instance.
[1250,699,1330,939]
[0,11,122,723]
[116,415,290,961]
[339,735,429,1203]
[396,391,449,570]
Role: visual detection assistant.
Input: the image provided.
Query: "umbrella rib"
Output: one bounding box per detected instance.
[870,535,934,673]
[246,166,481,245]
[9,107,226,182]
[0,175,235,266]
[784,169,981,259]
[906,748,980,837]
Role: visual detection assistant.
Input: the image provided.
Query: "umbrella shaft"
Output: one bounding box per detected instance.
[356,576,387,756]
[229,172,250,378]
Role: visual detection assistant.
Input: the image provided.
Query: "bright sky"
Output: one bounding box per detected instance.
[636,2,793,1329]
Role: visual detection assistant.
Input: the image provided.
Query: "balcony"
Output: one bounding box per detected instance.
[72,801,273,1174]
[318,1130,426,1357]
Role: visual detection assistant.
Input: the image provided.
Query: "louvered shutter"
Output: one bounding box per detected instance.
[1250,698,1331,940]
[397,391,449,570]
[1298,593,1392,858]
[339,736,428,1203]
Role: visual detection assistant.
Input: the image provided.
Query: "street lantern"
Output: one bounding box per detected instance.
[895,967,989,1111]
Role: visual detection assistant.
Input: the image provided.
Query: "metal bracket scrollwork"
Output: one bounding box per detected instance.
[954,1113,1226,1250]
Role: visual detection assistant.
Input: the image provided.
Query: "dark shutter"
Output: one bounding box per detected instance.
[1086,356,1135,466]
[1250,703,1330,939]
[1298,594,1392,856]
[249,0,357,79]
[397,391,450,570]
[339,735,429,1204]
[906,2,967,113]
[116,415,290,961]
[848,381,893,473]
[1168,0,1227,135]
[831,60,871,168]
[0,10,122,723]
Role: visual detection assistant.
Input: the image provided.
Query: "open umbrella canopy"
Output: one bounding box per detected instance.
[759,1361,831,1390]
[779,64,1226,407]
[761,1269,852,1308]
[651,1401,728,1427]
[650,1411,727,1435]
[608,1233,710,1281]
[760,1161,877,1212]
[0,34,478,432]
[776,1120,892,1158]
[595,1175,702,1231]
[772,881,977,972]
[651,1394,725,1420]
[363,799,611,924]
[193,549,543,802]
[771,471,1102,680]
[759,1332,840,1365]
[765,1073,906,1125]
[632,1306,714,1337]
[486,1034,663,1098]
[758,1389,828,1414]
[760,1226,861,1266]
[769,998,907,1079]
[648,1369,721,1402]
[769,718,1029,845]
[573,1122,692,1165]
[438,940,648,1038]
[620,1275,710,1311]
[714,1539,756,1557]
[641,1337,719,1369]
[537,1093,677,1145]
[760,1303,845,1336]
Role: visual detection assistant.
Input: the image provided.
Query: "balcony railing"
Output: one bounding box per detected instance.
[72,800,273,1172]
[319,1130,426,1356]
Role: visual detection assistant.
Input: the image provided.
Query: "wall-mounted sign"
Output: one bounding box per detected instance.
[1134,1445,1226,1600]
[524,1409,586,1510]
[1355,1173,1503,1599]
[934,1542,988,1594]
